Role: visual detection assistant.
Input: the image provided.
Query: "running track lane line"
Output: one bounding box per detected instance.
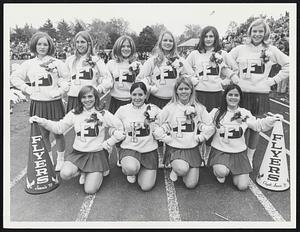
[248,179,286,221]
[75,194,96,221]
[10,91,110,189]
[10,126,73,188]
[164,169,181,221]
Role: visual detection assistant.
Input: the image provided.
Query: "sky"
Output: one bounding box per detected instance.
[4,3,295,37]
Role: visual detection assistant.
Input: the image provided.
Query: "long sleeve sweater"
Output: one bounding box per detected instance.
[106,59,138,101]
[115,103,161,153]
[10,56,70,101]
[157,102,214,149]
[65,55,113,97]
[229,43,289,93]
[210,107,276,153]
[136,56,194,99]
[38,107,124,152]
[186,50,238,92]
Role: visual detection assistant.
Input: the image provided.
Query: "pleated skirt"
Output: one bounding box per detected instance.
[30,99,65,121]
[119,148,158,170]
[208,147,252,175]
[67,149,110,173]
[108,96,131,114]
[66,96,78,113]
[243,92,269,116]
[148,94,170,109]
[164,145,202,168]
[195,90,222,112]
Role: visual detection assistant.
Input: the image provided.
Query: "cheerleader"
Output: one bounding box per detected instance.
[186,26,239,112]
[114,82,161,191]
[208,84,281,190]
[106,35,141,114]
[229,19,289,167]
[136,31,194,166]
[65,31,112,113]
[10,31,70,171]
[29,86,125,194]
[136,30,194,109]
[153,76,214,188]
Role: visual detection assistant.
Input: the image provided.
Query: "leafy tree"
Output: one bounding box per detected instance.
[88,19,110,50]
[105,18,129,48]
[226,21,238,36]
[10,25,25,43]
[71,19,87,36]
[57,20,72,42]
[178,24,202,44]
[137,26,157,52]
[39,19,57,40]
[150,23,167,38]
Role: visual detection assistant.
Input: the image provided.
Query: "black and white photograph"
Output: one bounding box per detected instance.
[3,3,296,229]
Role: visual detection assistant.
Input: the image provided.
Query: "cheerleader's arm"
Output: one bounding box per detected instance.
[96,59,113,94]
[220,51,240,84]
[102,110,125,146]
[30,111,74,134]
[271,46,289,85]
[197,106,215,142]
[10,60,33,95]
[56,60,71,95]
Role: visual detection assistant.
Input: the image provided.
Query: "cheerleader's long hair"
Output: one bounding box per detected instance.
[195,26,222,53]
[245,18,271,48]
[74,85,105,115]
[213,84,244,128]
[72,31,94,70]
[112,35,137,63]
[152,30,179,67]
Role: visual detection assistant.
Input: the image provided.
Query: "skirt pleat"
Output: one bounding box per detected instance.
[66,96,78,113]
[119,148,158,170]
[164,145,202,168]
[30,99,65,121]
[195,90,222,112]
[243,92,269,116]
[67,149,110,173]
[108,96,131,114]
[148,94,170,109]
[208,147,252,175]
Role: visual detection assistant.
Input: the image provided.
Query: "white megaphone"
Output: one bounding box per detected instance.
[256,114,289,191]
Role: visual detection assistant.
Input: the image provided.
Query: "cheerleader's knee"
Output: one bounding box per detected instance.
[213,164,230,178]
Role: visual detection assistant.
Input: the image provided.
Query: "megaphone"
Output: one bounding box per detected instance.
[256,117,289,191]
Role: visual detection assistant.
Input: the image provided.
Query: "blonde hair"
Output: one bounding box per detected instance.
[152,30,179,67]
[246,18,271,47]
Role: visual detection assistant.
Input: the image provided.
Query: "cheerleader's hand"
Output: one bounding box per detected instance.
[152,127,165,140]
[230,74,240,84]
[220,78,231,86]
[102,140,113,154]
[25,86,34,96]
[149,84,159,94]
[196,134,206,143]
[113,130,126,141]
[97,85,105,94]
[161,134,172,144]
[29,115,44,124]
[266,78,276,87]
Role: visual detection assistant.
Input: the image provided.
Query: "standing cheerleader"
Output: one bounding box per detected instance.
[208,84,281,190]
[154,77,214,188]
[229,19,289,167]
[30,86,125,194]
[10,31,70,171]
[115,82,161,191]
[65,31,112,113]
[106,35,141,114]
[136,30,194,109]
[186,26,239,112]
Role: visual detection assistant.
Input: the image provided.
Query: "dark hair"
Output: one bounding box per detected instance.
[74,85,105,114]
[195,26,222,53]
[129,81,147,95]
[214,84,243,127]
[29,31,55,56]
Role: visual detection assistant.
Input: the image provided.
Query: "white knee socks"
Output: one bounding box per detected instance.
[247,148,256,168]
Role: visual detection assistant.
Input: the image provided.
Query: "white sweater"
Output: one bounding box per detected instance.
[10,56,70,101]
[210,107,276,153]
[229,43,289,93]
[115,103,161,153]
[157,102,214,149]
[106,59,138,101]
[65,55,113,97]
[186,50,238,91]
[39,107,124,152]
[136,56,194,99]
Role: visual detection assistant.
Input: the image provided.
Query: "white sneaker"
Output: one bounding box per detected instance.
[103,170,110,176]
[55,159,64,171]
[169,170,178,182]
[127,175,136,183]
[216,176,225,183]
[79,173,86,185]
